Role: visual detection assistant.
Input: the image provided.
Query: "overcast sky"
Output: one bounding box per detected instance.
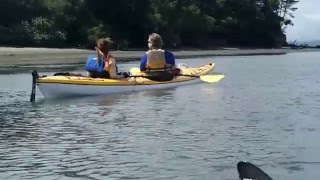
[285,0,320,42]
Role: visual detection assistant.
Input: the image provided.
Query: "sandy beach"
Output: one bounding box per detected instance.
[0,47,319,68]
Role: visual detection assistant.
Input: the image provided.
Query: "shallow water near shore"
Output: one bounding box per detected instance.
[1,52,320,179]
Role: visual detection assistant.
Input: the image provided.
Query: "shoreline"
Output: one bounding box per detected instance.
[0,47,319,73]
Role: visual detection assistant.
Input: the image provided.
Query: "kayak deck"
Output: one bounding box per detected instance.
[37,63,215,86]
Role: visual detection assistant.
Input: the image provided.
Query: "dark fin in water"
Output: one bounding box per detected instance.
[237,161,273,180]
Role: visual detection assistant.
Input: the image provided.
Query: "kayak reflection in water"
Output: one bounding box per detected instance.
[85,37,130,79]
[139,33,180,81]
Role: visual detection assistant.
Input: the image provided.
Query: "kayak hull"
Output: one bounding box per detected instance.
[38,78,201,99]
[36,63,216,99]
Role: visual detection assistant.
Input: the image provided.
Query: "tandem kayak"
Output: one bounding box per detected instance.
[30,63,224,101]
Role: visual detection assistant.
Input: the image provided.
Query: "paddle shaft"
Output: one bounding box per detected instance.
[128,67,224,83]
[129,74,200,78]
[128,74,197,78]
[177,74,202,78]
[129,74,224,83]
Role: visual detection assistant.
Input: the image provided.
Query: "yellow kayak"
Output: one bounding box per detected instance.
[30,63,224,100]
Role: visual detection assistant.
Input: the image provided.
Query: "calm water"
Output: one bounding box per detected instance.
[1,52,320,179]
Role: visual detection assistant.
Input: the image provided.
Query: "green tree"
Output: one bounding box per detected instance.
[0,0,300,48]
[85,0,152,48]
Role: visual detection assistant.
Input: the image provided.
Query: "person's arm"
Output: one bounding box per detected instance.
[140,54,147,71]
[95,47,104,65]
[165,51,176,68]
[108,58,125,79]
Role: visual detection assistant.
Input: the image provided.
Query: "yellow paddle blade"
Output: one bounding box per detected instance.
[129,67,141,75]
[199,74,225,83]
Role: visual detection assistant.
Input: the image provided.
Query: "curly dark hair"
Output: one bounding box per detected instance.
[96,38,113,51]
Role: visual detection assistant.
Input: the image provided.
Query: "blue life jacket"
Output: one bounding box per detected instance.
[85,54,105,73]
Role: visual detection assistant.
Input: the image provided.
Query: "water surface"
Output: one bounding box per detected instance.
[1,52,320,179]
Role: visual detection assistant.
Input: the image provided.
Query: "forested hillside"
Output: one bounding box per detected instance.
[0,0,299,49]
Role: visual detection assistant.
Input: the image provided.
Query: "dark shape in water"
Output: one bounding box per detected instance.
[237,161,272,180]
[30,70,39,102]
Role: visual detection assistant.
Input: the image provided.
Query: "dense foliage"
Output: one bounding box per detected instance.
[0,0,299,49]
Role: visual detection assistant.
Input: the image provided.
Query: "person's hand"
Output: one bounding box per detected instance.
[121,72,130,78]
